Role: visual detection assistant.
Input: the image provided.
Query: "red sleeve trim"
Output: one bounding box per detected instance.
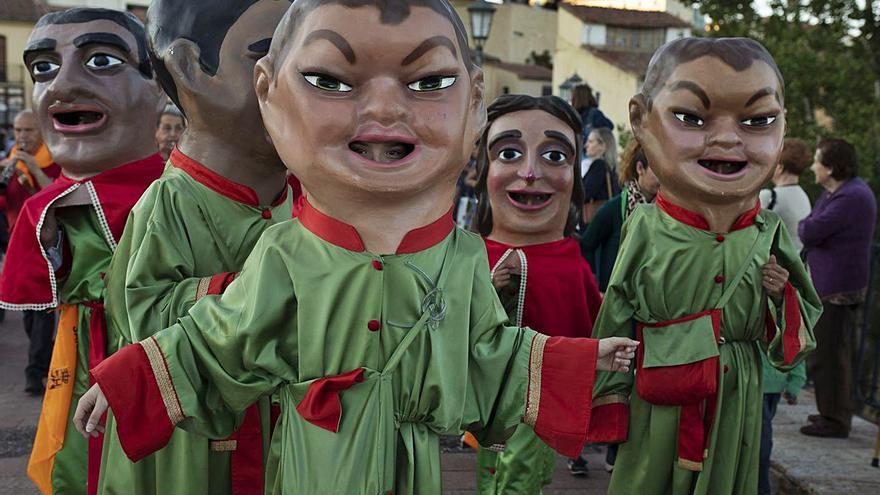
[90,343,175,462]
[525,335,598,458]
[782,282,806,365]
[588,398,628,443]
[195,272,238,302]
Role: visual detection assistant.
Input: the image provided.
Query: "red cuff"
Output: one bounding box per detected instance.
[90,342,176,462]
[525,336,598,458]
[781,282,805,365]
[588,399,629,443]
[195,272,238,302]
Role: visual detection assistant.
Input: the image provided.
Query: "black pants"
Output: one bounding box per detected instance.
[23,309,55,385]
[807,303,857,432]
[759,393,781,495]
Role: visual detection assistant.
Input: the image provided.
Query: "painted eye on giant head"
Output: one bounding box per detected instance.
[541,150,568,165]
[86,53,125,70]
[303,73,353,92]
[741,115,778,127]
[673,112,705,127]
[497,148,523,162]
[407,75,457,92]
[30,60,60,78]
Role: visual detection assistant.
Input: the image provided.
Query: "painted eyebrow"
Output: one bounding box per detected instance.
[488,130,522,150]
[23,38,56,59]
[669,81,711,110]
[401,36,457,66]
[544,130,575,156]
[73,33,131,53]
[745,87,780,107]
[248,38,272,54]
[304,29,356,64]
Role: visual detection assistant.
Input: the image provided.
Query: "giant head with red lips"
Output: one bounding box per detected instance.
[23,8,164,179]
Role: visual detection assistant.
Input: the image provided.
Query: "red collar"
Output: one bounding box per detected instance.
[656,192,761,232]
[298,198,454,254]
[170,148,287,207]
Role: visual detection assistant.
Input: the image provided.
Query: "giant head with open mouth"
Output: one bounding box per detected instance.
[24,8,164,179]
[473,94,584,246]
[629,37,785,228]
[255,0,484,224]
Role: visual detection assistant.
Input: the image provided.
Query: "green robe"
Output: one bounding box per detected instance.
[50,208,114,495]
[591,202,821,495]
[99,162,293,495]
[93,205,602,495]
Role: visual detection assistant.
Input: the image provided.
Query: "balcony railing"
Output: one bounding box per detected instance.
[0,64,28,85]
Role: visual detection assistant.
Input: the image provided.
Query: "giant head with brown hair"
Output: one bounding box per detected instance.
[629,37,786,231]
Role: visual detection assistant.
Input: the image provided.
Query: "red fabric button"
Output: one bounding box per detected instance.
[368,320,381,332]
[371,260,383,271]
[261,208,272,220]
[723,365,730,374]
[714,275,724,284]
[716,234,725,242]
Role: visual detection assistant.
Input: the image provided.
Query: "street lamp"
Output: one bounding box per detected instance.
[467,0,497,66]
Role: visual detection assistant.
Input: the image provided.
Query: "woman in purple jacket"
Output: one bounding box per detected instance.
[799,138,877,438]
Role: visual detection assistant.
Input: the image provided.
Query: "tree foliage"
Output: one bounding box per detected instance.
[696,1,880,194]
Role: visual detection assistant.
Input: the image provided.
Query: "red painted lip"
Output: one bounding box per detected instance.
[48,103,107,134]
[506,189,554,211]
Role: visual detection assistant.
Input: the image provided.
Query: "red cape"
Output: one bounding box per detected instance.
[484,237,601,338]
[0,153,164,310]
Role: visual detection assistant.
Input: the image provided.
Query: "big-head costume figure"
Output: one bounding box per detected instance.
[98,2,295,494]
[0,8,165,495]
[589,37,822,494]
[471,94,602,494]
[76,2,637,493]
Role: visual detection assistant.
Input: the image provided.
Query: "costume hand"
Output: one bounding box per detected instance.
[783,392,798,405]
[762,255,788,304]
[73,383,108,439]
[596,337,639,373]
[491,254,521,291]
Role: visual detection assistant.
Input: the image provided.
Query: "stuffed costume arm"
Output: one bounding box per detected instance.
[463,253,600,458]
[93,232,297,462]
[586,210,644,443]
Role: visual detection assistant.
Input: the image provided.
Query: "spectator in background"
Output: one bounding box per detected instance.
[581,141,658,293]
[155,104,186,161]
[799,138,877,438]
[581,127,620,225]
[570,83,613,141]
[757,138,813,494]
[0,109,61,396]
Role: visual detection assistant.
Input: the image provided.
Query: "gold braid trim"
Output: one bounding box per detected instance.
[139,337,185,425]
[195,277,211,302]
[209,440,238,452]
[524,333,549,427]
[593,393,628,408]
[678,457,703,472]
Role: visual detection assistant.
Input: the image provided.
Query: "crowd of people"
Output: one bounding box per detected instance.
[0,1,876,495]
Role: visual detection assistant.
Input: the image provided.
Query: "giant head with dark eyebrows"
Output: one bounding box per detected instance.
[24,8,164,177]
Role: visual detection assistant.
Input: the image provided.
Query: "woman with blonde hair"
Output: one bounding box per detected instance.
[582,127,621,224]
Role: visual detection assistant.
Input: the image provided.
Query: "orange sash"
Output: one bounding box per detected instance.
[9,144,54,189]
[27,304,78,495]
